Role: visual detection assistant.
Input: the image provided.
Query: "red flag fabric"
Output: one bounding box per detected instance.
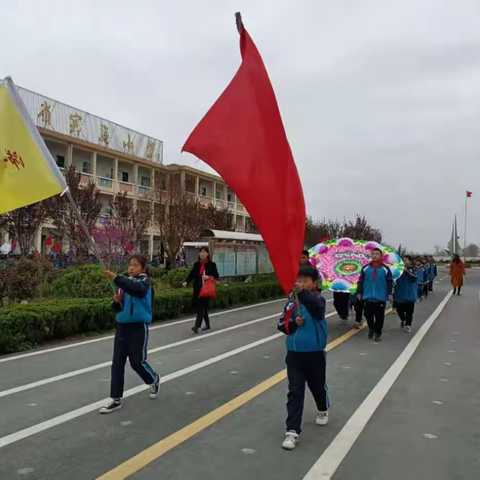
[182,22,305,293]
[467,191,473,198]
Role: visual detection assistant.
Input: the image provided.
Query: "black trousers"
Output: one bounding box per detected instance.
[354,300,364,323]
[194,297,210,329]
[333,292,350,318]
[110,322,157,399]
[423,282,429,298]
[418,284,424,299]
[364,301,386,336]
[428,279,434,292]
[286,350,328,434]
[396,302,415,327]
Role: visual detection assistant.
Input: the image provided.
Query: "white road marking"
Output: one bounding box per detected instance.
[120,421,132,426]
[440,378,450,382]
[0,298,286,364]
[0,311,336,400]
[0,297,334,364]
[242,448,255,455]
[0,332,284,449]
[448,350,455,353]
[303,290,452,480]
[17,467,34,476]
[444,362,452,366]
[423,433,439,439]
[0,313,278,399]
[432,401,444,405]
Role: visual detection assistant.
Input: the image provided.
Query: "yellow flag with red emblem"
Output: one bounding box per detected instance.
[0,77,67,214]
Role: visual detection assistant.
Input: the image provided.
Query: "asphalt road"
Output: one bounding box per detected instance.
[1,272,478,480]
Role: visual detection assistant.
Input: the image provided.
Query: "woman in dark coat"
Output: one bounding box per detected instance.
[183,247,220,334]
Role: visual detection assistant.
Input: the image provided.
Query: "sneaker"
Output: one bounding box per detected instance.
[368,329,374,339]
[149,373,160,399]
[400,321,405,329]
[404,326,412,333]
[201,326,211,331]
[192,326,198,334]
[99,399,122,414]
[354,321,362,330]
[374,334,381,343]
[316,411,329,426]
[282,431,299,450]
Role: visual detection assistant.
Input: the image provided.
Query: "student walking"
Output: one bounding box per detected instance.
[428,256,437,292]
[415,258,426,301]
[356,248,393,342]
[101,254,160,414]
[422,257,430,298]
[277,266,329,451]
[394,256,418,333]
[183,247,220,333]
[333,291,350,322]
[450,254,466,295]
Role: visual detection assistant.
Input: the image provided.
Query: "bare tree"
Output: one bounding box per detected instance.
[245,217,259,234]
[342,215,383,243]
[109,192,152,252]
[45,165,101,259]
[304,214,382,248]
[0,203,48,256]
[153,175,203,267]
[463,243,479,257]
[201,204,235,231]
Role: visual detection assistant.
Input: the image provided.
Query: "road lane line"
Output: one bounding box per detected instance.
[0,297,333,364]
[97,324,367,480]
[0,313,280,398]
[0,309,340,449]
[0,305,336,398]
[0,333,283,449]
[0,298,284,363]
[303,291,452,480]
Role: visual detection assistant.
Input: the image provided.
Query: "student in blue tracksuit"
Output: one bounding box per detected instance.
[415,258,426,300]
[422,257,430,298]
[101,254,160,414]
[277,266,329,451]
[428,256,437,292]
[394,256,418,333]
[356,248,393,342]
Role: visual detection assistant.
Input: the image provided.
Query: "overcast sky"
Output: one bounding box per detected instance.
[2,0,480,252]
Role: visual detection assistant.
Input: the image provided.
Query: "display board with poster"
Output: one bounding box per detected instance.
[258,245,274,274]
[212,243,236,277]
[236,245,257,275]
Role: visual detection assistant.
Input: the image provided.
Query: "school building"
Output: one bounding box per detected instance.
[1,85,250,258]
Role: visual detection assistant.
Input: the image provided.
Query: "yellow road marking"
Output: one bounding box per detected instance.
[97,315,388,480]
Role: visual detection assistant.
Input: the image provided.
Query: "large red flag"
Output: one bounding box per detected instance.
[182,17,305,294]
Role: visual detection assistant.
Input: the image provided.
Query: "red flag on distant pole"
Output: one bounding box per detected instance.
[182,13,305,293]
[466,191,473,198]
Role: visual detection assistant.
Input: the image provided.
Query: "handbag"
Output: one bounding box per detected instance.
[199,278,217,298]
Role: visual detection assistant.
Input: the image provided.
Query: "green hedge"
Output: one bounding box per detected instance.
[0,281,284,354]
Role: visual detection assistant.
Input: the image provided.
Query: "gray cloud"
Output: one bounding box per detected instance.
[2,0,480,252]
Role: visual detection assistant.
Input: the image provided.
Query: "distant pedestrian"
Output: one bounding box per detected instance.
[183,247,220,333]
[299,249,312,267]
[277,266,329,451]
[101,254,160,414]
[422,257,430,298]
[450,254,466,296]
[415,258,426,301]
[428,256,437,292]
[394,256,418,333]
[356,248,393,342]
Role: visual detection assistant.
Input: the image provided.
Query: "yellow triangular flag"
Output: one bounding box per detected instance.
[0,77,67,214]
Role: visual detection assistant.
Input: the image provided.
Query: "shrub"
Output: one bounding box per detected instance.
[0,281,284,354]
[50,264,112,299]
[0,258,58,306]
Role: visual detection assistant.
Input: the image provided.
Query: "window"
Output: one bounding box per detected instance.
[201,187,207,197]
[227,194,232,202]
[122,172,129,183]
[141,176,151,187]
[56,155,65,168]
[82,162,91,174]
